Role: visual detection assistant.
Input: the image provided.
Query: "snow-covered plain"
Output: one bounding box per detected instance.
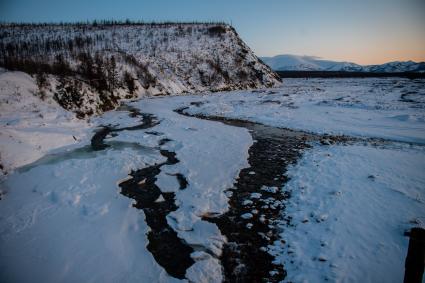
[186,78,425,144]
[271,144,425,283]
[1,74,424,282]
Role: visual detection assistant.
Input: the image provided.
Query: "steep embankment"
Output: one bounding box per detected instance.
[0,23,281,116]
[0,70,89,174]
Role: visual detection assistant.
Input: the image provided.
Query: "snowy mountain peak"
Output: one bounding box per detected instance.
[260,54,425,72]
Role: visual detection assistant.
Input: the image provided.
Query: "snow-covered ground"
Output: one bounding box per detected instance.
[183,77,425,282]
[0,71,90,174]
[0,90,251,282]
[1,74,424,282]
[0,146,176,283]
[271,143,425,283]
[185,78,425,144]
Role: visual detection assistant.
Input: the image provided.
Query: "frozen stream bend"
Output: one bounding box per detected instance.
[0,97,252,283]
[0,95,340,282]
[92,100,355,282]
[96,98,420,282]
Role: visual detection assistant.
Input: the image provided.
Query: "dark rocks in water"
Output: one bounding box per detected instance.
[189,101,205,107]
[145,131,162,136]
[159,138,173,146]
[177,107,369,282]
[175,173,188,190]
[160,150,179,165]
[206,130,313,282]
[183,113,318,283]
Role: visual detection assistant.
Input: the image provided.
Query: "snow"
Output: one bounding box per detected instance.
[0,90,252,282]
[250,193,262,199]
[155,171,181,193]
[260,54,364,72]
[241,213,254,220]
[0,146,180,283]
[0,71,90,174]
[260,54,424,72]
[179,77,425,281]
[272,143,425,283]
[185,78,425,144]
[262,186,279,193]
[186,252,223,283]
[128,96,252,269]
[1,74,424,282]
[1,23,280,107]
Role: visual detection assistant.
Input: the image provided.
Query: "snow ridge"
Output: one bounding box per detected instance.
[261,54,425,72]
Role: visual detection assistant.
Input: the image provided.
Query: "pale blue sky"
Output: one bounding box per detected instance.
[1,0,424,64]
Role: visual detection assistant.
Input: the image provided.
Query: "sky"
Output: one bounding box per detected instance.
[1,0,424,65]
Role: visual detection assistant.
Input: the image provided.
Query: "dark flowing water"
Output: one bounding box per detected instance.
[91,103,356,281]
[176,105,356,282]
[118,147,194,279]
[90,106,195,279]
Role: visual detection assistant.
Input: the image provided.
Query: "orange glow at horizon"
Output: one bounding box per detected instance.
[319,49,425,66]
[321,36,425,65]
[250,0,425,66]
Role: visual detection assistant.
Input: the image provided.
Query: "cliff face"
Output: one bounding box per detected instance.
[0,23,281,116]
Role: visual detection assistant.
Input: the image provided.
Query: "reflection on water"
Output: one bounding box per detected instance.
[18,141,157,174]
[17,104,161,174]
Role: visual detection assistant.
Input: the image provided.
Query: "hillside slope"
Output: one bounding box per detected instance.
[0,70,89,174]
[0,23,280,116]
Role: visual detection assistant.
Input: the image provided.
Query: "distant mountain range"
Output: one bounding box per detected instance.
[260,54,425,73]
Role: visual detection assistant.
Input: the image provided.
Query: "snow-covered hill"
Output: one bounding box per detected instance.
[0,23,280,116]
[0,70,89,174]
[364,61,425,72]
[260,55,364,72]
[260,54,425,72]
